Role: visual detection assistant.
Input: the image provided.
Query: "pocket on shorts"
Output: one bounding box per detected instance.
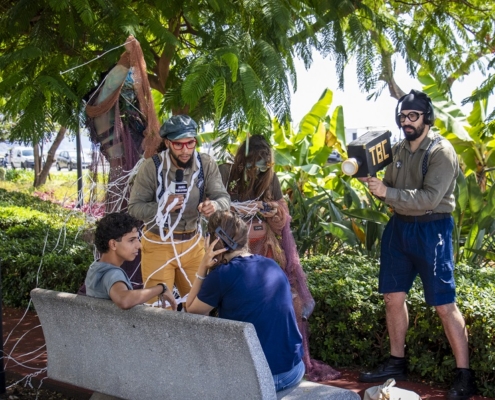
[433,262,455,294]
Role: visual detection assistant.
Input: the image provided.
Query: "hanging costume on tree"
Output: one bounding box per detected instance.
[84,36,161,289]
[85,35,161,213]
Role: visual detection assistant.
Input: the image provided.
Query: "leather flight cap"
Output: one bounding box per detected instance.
[159,115,198,140]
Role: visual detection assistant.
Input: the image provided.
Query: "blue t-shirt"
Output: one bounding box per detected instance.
[198,254,303,375]
[85,261,133,299]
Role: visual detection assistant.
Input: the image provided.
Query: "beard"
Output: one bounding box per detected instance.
[170,150,194,169]
[402,122,426,141]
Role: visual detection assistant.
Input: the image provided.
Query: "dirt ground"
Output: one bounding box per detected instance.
[4,377,78,399]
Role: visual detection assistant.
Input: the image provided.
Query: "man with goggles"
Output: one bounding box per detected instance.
[358,90,476,400]
[128,115,230,308]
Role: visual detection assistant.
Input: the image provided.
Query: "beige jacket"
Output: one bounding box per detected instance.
[383,131,459,216]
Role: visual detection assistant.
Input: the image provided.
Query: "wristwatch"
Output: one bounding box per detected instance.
[157,283,168,294]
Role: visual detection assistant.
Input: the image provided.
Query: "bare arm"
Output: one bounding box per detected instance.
[186,236,226,314]
[109,282,177,310]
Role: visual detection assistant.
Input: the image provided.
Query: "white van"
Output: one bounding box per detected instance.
[11,147,35,169]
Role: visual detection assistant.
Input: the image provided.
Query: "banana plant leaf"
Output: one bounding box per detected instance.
[320,221,358,246]
[341,208,390,224]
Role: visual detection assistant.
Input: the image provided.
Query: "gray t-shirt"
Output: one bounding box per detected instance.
[85,261,133,299]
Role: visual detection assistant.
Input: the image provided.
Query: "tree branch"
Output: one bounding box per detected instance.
[154,15,182,94]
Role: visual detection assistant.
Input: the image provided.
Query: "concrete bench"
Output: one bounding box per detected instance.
[31,288,359,400]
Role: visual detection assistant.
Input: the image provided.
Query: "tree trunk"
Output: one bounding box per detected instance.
[33,126,67,187]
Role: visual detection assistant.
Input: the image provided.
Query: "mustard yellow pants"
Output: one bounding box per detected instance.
[141,230,205,303]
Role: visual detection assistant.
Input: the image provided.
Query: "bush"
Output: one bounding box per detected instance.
[0,190,94,308]
[302,255,495,397]
[4,168,33,183]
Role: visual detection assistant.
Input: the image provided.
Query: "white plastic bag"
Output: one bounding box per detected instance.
[363,378,421,400]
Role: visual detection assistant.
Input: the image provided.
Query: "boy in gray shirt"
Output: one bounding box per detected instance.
[85,213,177,310]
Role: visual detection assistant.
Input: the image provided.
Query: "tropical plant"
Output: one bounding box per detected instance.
[417,72,495,263]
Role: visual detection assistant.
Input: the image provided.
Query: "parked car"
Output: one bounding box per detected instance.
[11,147,35,169]
[56,151,91,170]
[327,150,342,164]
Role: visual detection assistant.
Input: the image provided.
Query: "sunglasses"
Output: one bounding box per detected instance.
[168,139,197,150]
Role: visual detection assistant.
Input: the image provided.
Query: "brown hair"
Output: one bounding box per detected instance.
[207,210,248,253]
[228,135,274,201]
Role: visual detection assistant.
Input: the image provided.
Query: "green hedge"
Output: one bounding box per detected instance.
[0,188,94,308]
[302,254,495,397]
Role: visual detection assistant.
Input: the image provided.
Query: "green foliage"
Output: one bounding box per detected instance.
[4,168,33,183]
[419,73,495,263]
[0,169,107,204]
[263,89,387,257]
[0,189,94,308]
[2,0,493,151]
[303,254,384,366]
[303,255,495,397]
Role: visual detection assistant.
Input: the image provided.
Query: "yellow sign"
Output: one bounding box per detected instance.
[369,139,390,166]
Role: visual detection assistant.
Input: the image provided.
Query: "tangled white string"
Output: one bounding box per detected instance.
[59,38,137,75]
[5,152,208,390]
[141,150,203,290]
[4,164,140,390]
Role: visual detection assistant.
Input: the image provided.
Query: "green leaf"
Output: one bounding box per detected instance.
[320,221,357,246]
[213,77,227,125]
[329,105,346,149]
[273,148,296,166]
[465,249,495,261]
[466,174,483,215]
[221,53,239,82]
[298,89,333,137]
[300,164,321,176]
[455,171,468,213]
[341,208,389,224]
[477,184,495,230]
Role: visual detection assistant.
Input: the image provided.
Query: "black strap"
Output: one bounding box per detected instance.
[152,154,165,199]
[393,136,442,178]
[196,152,205,206]
[422,136,442,177]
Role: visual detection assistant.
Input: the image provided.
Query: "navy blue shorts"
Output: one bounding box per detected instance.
[379,215,456,306]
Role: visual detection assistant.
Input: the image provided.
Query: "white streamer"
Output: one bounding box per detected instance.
[59,38,137,75]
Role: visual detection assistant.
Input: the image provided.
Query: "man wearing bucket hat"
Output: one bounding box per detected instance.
[128,115,230,307]
[358,90,476,400]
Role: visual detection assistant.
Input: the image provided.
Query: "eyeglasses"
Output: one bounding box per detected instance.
[168,139,197,150]
[398,112,424,123]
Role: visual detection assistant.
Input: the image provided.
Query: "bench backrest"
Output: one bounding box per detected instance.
[31,288,276,400]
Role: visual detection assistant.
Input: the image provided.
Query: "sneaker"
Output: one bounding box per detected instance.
[359,357,407,383]
[447,368,477,400]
